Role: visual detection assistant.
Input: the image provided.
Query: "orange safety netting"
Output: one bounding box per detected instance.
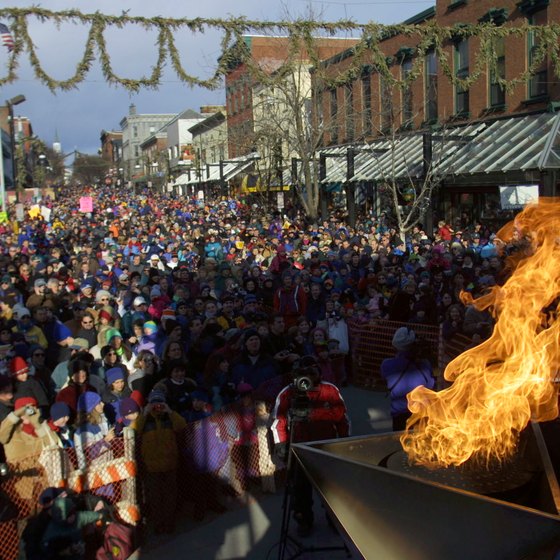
[0,406,278,558]
[348,319,443,389]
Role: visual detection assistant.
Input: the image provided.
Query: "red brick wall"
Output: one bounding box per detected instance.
[318,0,559,144]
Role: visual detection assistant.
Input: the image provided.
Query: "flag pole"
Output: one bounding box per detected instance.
[0,134,5,213]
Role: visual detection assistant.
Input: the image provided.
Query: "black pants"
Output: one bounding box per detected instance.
[291,462,313,526]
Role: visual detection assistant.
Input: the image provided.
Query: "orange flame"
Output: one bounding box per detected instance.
[401,199,560,468]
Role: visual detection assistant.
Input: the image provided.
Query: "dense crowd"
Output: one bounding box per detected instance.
[0,184,505,550]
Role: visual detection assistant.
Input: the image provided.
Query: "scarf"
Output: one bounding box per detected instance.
[21,423,38,437]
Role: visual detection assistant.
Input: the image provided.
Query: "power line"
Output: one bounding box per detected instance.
[297,0,433,4]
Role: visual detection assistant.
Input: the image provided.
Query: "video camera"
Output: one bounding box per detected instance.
[290,356,320,418]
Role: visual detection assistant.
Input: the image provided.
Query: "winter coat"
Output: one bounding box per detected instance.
[271,381,350,445]
[135,410,186,473]
[380,351,434,417]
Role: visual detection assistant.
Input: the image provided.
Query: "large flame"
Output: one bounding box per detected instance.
[401,199,560,468]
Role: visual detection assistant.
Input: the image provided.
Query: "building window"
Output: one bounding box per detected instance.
[528,11,548,98]
[402,58,413,127]
[330,88,338,144]
[489,37,506,107]
[361,74,372,137]
[425,50,438,122]
[345,82,354,142]
[454,39,469,115]
[380,75,393,133]
[133,125,138,138]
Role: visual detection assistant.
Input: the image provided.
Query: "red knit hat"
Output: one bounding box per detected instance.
[14,396,37,411]
[9,356,29,377]
[98,309,113,322]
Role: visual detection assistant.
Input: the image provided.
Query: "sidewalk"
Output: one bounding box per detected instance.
[135,385,391,560]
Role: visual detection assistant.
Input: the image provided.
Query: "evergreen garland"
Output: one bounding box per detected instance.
[0,8,558,93]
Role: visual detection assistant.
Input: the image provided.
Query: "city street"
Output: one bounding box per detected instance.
[137,386,391,560]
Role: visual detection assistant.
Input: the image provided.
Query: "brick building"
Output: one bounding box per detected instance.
[314,0,560,226]
[225,35,360,159]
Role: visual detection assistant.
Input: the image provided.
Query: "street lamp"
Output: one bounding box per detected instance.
[6,95,26,193]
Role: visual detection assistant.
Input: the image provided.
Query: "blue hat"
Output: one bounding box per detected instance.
[106,367,125,386]
[191,389,210,403]
[50,402,70,422]
[148,389,166,404]
[80,279,94,291]
[244,294,257,305]
[77,391,102,414]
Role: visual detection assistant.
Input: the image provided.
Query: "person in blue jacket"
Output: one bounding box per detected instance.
[381,327,435,431]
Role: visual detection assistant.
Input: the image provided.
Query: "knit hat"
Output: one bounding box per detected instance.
[392,327,416,351]
[243,328,259,343]
[161,308,176,323]
[0,374,12,392]
[98,309,113,322]
[244,294,257,305]
[119,397,140,417]
[130,390,144,409]
[9,356,29,377]
[237,382,254,395]
[191,389,210,403]
[77,391,102,414]
[106,367,125,386]
[150,285,162,298]
[80,279,94,291]
[14,396,37,411]
[95,290,113,303]
[106,328,122,342]
[50,402,70,422]
[143,321,158,334]
[148,389,166,404]
[69,338,90,351]
[12,304,30,319]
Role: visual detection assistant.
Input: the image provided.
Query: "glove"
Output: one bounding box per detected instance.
[275,442,288,462]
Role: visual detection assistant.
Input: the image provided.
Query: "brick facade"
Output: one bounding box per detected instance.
[317,0,559,146]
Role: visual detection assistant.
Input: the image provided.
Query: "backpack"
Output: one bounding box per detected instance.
[96,521,136,560]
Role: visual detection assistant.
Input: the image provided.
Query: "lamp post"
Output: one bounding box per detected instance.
[6,95,26,194]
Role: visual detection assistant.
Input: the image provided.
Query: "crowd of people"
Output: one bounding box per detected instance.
[0,183,506,548]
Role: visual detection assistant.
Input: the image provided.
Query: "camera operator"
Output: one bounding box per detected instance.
[0,397,56,463]
[271,356,350,537]
[381,327,435,431]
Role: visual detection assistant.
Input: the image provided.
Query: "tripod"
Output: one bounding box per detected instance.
[276,410,351,560]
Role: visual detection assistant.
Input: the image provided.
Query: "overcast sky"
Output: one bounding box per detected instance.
[0,0,433,155]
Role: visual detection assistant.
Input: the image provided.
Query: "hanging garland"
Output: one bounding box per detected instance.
[0,8,559,93]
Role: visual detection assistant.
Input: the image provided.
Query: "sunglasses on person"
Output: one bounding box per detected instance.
[82,320,93,325]
[33,352,45,357]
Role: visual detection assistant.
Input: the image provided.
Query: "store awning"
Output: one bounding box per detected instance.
[240,173,291,193]
[176,154,259,186]
[317,112,560,184]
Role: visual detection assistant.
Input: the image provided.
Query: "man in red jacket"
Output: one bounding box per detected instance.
[271,356,349,537]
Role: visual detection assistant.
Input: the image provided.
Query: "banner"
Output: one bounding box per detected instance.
[499,185,539,210]
[79,196,93,213]
[40,205,51,222]
[28,205,41,218]
[15,203,24,221]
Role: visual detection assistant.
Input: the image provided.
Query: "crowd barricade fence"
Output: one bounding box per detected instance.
[0,406,279,559]
[347,319,446,390]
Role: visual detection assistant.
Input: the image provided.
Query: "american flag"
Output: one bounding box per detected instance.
[0,23,14,53]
